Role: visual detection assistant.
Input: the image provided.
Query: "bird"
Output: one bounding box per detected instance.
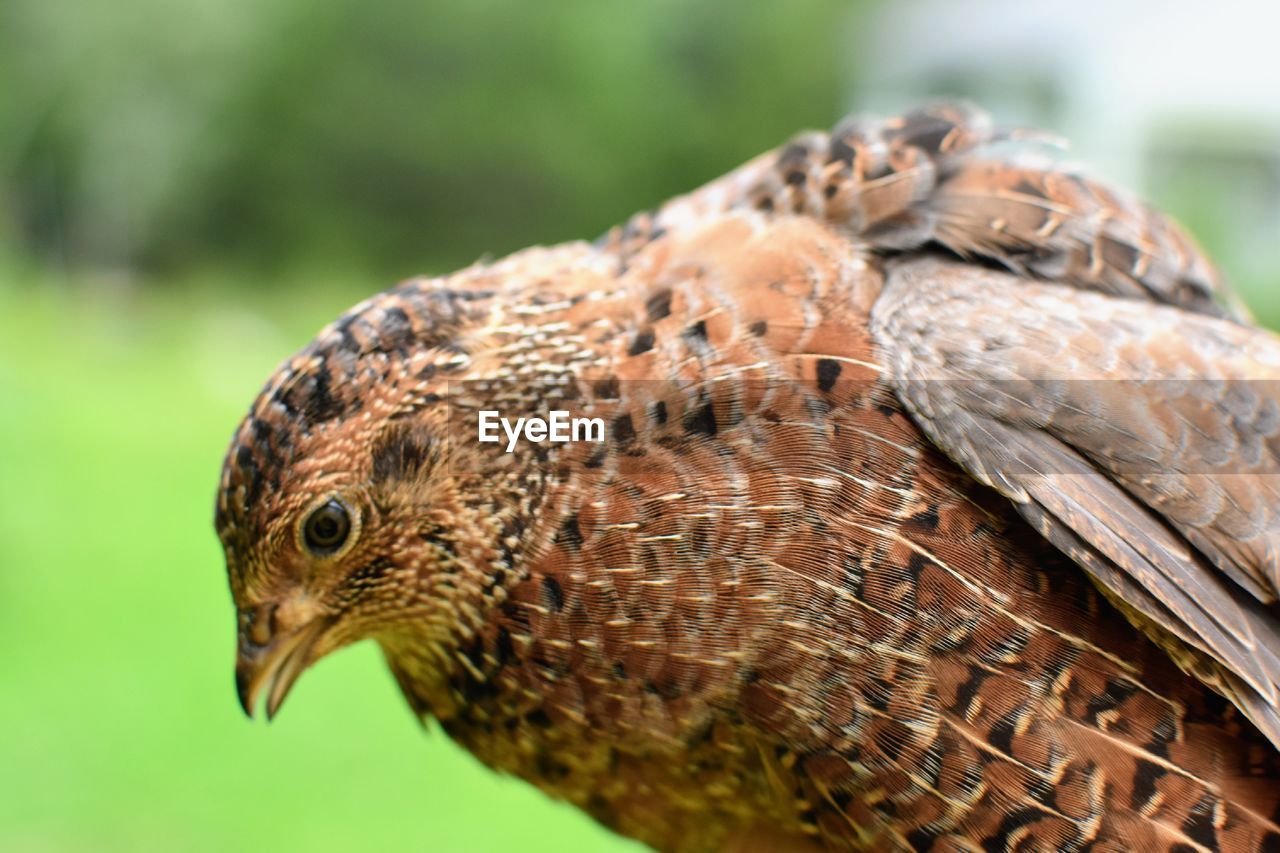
[215,103,1280,851]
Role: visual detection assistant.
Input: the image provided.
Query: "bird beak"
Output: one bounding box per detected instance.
[235,608,332,720]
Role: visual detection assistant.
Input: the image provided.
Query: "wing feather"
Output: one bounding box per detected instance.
[621,102,1250,321]
[872,256,1280,746]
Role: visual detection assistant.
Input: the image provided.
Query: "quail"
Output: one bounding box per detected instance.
[216,104,1280,851]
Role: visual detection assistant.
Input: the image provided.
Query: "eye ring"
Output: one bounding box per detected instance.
[301,498,353,556]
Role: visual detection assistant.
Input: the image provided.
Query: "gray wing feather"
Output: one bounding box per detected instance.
[873,255,1280,746]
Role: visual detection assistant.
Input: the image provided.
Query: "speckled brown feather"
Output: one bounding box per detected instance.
[216,104,1280,851]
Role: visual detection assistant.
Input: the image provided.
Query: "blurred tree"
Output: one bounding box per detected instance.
[0,0,864,280]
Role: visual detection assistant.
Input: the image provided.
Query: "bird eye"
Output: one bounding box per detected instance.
[302,499,352,555]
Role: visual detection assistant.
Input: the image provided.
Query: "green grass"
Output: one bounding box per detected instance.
[0,271,635,852]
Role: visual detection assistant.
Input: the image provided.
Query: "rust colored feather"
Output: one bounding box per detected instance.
[216,104,1280,851]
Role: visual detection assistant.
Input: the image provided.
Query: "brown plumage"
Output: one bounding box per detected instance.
[215,104,1280,851]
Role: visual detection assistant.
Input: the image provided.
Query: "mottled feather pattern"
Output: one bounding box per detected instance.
[217,104,1280,851]
[873,257,1280,750]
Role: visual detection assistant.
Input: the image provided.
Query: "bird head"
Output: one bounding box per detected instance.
[214,279,540,720]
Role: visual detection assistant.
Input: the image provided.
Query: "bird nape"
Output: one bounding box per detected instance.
[214,103,1280,852]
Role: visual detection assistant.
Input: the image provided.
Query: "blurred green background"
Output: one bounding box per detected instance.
[1,1,1276,851]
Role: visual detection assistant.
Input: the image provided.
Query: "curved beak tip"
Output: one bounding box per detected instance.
[235,668,255,718]
[265,694,286,722]
[233,616,330,723]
